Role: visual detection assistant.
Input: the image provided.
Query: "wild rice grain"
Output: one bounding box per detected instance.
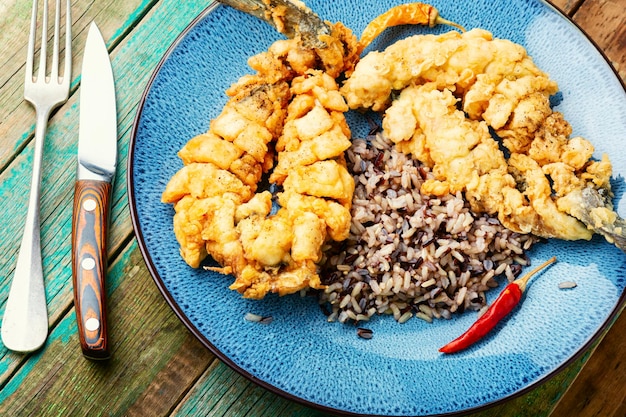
[416,312,433,323]
[398,311,413,324]
[244,313,273,324]
[318,135,539,323]
[357,327,374,339]
[244,313,263,322]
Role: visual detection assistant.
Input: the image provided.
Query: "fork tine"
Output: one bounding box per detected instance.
[37,0,49,82]
[63,0,72,85]
[25,0,38,84]
[51,0,61,81]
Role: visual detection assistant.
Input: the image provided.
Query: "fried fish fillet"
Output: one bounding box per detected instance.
[163,64,355,298]
[381,82,595,241]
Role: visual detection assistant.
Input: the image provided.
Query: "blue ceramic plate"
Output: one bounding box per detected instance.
[128,1,626,415]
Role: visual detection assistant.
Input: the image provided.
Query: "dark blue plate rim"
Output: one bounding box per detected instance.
[127,1,626,416]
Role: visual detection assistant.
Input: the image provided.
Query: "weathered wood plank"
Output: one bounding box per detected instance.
[573,0,626,82]
[252,390,326,417]
[171,358,329,417]
[548,0,584,15]
[0,0,160,170]
[173,359,243,416]
[552,307,626,416]
[123,336,214,417]
[0,240,214,416]
[541,0,624,84]
[1,1,624,417]
[0,0,209,388]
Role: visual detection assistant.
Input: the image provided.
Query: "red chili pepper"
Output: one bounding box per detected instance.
[439,256,556,354]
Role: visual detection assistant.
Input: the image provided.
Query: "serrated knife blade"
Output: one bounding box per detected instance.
[72,21,116,360]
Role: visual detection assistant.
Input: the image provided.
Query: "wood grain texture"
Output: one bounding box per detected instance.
[0,0,624,416]
[0,0,207,392]
[171,359,328,417]
[552,308,626,417]
[573,0,626,82]
[0,0,157,381]
[0,241,214,416]
[72,180,112,360]
[0,0,155,170]
[548,0,584,15]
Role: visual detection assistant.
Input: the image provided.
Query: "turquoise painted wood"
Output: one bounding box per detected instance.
[0,0,208,388]
[0,0,624,416]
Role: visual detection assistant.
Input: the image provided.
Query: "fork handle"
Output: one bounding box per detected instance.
[71,179,111,360]
[1,110,51,353]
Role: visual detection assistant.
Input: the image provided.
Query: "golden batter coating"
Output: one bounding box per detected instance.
[226,70,354,298]
[164,0,625,304]
[364,30,613,242]
[162,32,357,298]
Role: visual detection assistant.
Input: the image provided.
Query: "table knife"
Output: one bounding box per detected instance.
[72,22,116,360]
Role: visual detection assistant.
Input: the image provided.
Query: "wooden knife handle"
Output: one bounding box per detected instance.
[71,180,111,360]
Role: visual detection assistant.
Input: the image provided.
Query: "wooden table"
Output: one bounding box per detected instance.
[1,0,624,416]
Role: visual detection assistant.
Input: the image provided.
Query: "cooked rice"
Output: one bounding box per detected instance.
[318,134,540,323]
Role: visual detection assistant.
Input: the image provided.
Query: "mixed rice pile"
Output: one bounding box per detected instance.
[319,134,540,324]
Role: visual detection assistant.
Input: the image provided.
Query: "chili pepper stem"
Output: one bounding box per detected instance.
[435,16,466,32]
[513,256,557,293]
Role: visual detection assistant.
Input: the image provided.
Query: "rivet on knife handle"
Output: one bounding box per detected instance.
[72,179,111,360]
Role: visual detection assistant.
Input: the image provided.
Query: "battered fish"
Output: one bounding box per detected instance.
[163,66,356,298]
[347,29,615,244]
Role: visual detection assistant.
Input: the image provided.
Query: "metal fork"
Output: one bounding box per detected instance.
[1,0,71,353]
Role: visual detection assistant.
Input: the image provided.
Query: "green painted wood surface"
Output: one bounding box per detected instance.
[0,0,209,385]
[0,0,624,416]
